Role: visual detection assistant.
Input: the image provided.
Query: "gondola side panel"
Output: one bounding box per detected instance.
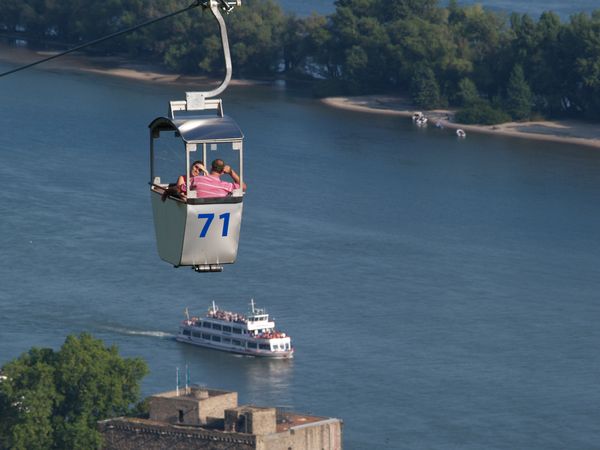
[150,190,187,266]
[180,202,243,266]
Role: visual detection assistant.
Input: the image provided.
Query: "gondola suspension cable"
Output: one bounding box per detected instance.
[0,0,205,78]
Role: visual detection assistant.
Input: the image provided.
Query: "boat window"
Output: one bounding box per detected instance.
[202,322,212,328]
[232,339,242,346]
[259,344,270,350]
[232,327,242,334]
[202,333,211,340]
[211,335,221,342]
[182,329,191,336]
[223,325,232,333]
[212,324,222,330]
[192,331,201,338]
[247,342,257,349]
[223,338,231,343]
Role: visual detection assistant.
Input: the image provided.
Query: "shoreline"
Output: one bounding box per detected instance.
[0,43,264,88]
[322,96,600,149]
[2,43,599,149]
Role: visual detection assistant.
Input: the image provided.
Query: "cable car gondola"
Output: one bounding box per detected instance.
[149,0,243,273]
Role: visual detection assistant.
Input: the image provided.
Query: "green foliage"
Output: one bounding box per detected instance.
[455,77,479,106]
[0,334,148,450]
[560,12,600,118]
[455,100,511,124]
[329,2,391,91]
[387,0,441,22]
[282,14,331,76]
[505,64,532,120]
[4,0,600,118]
[0,348,57,450]
[410,65,442,108]
[227,0,286,76]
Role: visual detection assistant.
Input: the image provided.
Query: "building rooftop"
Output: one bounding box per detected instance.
[151,387,229,399]
[99,387,343,450]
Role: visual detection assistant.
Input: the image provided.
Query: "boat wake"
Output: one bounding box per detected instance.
[101,326,175,339]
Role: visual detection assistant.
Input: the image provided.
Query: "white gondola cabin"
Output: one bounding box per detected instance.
[149,0,244,272]
[149,112,244,272]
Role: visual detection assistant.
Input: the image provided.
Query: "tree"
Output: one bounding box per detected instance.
[0,334,148,450]
[526,11,564,115]
[0,348,57,450]
[227,0,286,76]
[456,77,479,106]
[505,64,532,120]
[455,100,511,124]
[384,0,441,22]
[329,0,390,90]
[282,14,332,77]
[561,11,600,118]
[447,3,505,95]
[410,65,442,108]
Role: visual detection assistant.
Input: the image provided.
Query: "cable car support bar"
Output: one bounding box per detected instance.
[169,0,241,118]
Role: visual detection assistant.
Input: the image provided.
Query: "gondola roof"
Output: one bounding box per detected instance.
[149,114,243,142]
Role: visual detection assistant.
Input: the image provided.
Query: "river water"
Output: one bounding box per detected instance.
[281,0,600,18]
[0,63,599,449]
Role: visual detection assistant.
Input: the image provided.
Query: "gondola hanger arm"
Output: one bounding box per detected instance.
[171,0,241,118]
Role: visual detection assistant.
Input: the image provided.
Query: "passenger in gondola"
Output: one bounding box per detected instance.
[195,158,247,198]
[160,162,204,201]
[177,160,208,195]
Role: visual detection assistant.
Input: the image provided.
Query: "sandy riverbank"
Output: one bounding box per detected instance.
[322,96,600,150]
[0,43,262,87]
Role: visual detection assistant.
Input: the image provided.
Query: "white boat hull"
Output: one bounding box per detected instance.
[176,334,294,359]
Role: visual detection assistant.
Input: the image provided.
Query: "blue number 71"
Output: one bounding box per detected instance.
[197,213,230,238]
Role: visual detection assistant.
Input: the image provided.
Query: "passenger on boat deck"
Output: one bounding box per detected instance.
[177,160,207,195]
[194,159,247,198]
[208,309,246,323]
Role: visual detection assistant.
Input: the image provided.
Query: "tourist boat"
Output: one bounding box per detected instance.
[176,300,294,358]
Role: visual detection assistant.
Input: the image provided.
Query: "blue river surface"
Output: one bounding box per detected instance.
[280,0,600,18]
[0,63,600,449]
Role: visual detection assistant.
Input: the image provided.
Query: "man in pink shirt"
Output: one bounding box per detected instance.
[194,159,247,198]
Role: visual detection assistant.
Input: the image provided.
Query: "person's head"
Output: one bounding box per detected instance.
[211,159,225,174]
[190,160,205,176]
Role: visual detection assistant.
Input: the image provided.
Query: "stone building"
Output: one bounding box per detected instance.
[98,386,342,450]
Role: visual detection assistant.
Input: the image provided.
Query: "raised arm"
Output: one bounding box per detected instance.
[223,165,247,191]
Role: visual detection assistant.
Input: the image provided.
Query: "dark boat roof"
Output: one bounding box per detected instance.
[149,114,243,143]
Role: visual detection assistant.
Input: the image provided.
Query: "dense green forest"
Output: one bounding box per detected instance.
[2,0,600,122]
